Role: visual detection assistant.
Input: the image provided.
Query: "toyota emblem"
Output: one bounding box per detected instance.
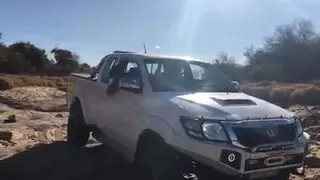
[266,127,278,137]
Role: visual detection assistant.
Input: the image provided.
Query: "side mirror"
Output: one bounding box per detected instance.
[89,73,98,81]
[119,77,142,93]
[232,81,240,90]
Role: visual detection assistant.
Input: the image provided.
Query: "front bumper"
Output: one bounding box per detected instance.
[172,132,309,177]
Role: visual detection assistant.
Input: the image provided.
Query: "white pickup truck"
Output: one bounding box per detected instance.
[66,51,310,180]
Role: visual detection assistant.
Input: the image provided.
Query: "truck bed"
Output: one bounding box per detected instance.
[67,73,94,107]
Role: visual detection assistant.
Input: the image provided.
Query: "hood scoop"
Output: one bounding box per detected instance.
[210,97,257,106]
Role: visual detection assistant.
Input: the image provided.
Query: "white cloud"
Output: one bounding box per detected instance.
[154,45,161,49]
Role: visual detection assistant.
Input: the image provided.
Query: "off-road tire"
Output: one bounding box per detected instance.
[274,171,290,180]
[265,170,290,180]
[67,100,90,147]
[134,134,192,180]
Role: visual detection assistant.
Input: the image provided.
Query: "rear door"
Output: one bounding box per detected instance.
[89,55,119,127]
[78,59,106,124]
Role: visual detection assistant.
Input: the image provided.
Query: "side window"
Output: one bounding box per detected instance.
[124,61,141,78]
[126,62,138,72]
[90,59,107,80]
[146,63,164,75]
[100,57,118,83]
[190,64,207,80]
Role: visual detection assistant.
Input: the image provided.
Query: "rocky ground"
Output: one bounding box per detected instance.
[0,86,319,180]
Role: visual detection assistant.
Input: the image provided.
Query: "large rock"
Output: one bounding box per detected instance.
[294,107,320,127]
[305,126,320,141]
[0,131,12,141]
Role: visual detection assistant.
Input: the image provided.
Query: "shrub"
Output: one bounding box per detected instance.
[269,87,295,107]
[0,75,67,91]
[242,86,271,101]
[309,80,320,87]
[291,85,320,105]
[0,77,14,90]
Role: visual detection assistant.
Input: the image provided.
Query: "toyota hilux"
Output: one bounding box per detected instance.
[66,51,310,180]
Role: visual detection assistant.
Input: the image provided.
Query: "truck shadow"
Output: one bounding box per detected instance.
[0,141,134,180]
[1,141,319,180]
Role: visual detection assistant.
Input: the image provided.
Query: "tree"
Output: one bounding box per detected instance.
[7,42,49,72]
[0,43,8,66]
[79,63,91,73]
[213,52,244,82]
[0,33,10,72]
[71,52,80,63]
[51,48,80,72]
[214,52,235,65]
[0,33,85,74]
[244,19,320,82]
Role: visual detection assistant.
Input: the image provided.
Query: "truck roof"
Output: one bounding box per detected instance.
[112,51,204,62]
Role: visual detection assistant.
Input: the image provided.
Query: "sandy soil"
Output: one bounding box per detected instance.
[0,87,319,180]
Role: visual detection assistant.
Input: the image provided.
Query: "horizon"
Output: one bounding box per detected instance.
[1,0,320,66]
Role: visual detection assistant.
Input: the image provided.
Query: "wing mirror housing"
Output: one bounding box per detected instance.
[232,81,240,90]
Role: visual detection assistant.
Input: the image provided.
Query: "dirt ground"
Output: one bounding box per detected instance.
[0,86,319,180]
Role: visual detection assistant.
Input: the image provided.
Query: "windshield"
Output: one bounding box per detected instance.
[144,58,239,92]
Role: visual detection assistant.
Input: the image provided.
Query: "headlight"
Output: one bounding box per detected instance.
[295,119,303,137]
[180,116,229,142]
[202,123,228,141]
[294,118,310,142]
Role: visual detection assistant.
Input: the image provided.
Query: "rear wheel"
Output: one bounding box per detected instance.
[67,100,89,147]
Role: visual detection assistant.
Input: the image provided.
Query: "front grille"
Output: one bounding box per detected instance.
[254,143,295,152]
[233,123,296,148]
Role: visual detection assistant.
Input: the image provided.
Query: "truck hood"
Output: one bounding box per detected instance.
[170,92,293,120]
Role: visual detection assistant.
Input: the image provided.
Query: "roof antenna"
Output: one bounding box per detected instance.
[143,43,147,54]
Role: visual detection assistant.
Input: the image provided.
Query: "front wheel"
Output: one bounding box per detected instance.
[67,100,89,147]
[134,136,194,180]
[265,170,290,180]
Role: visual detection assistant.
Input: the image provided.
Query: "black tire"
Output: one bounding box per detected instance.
[134,134,193,180]
[266,171,290,180]
[276,171,290,180]
[67,100,90,147]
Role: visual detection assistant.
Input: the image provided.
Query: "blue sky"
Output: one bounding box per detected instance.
[1,0,320,65]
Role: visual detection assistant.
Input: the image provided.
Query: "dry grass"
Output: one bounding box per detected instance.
[291,86,320,105]
[242,82,320,106]
[0,75,320,106]
[0,74,67,91]
[0,87,66,102]
[269,87,295,106]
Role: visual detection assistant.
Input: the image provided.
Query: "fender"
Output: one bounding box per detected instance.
[67,78,91,125]
[140,115,179,147]
[130,115,178,162]
[136,105,194,149]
